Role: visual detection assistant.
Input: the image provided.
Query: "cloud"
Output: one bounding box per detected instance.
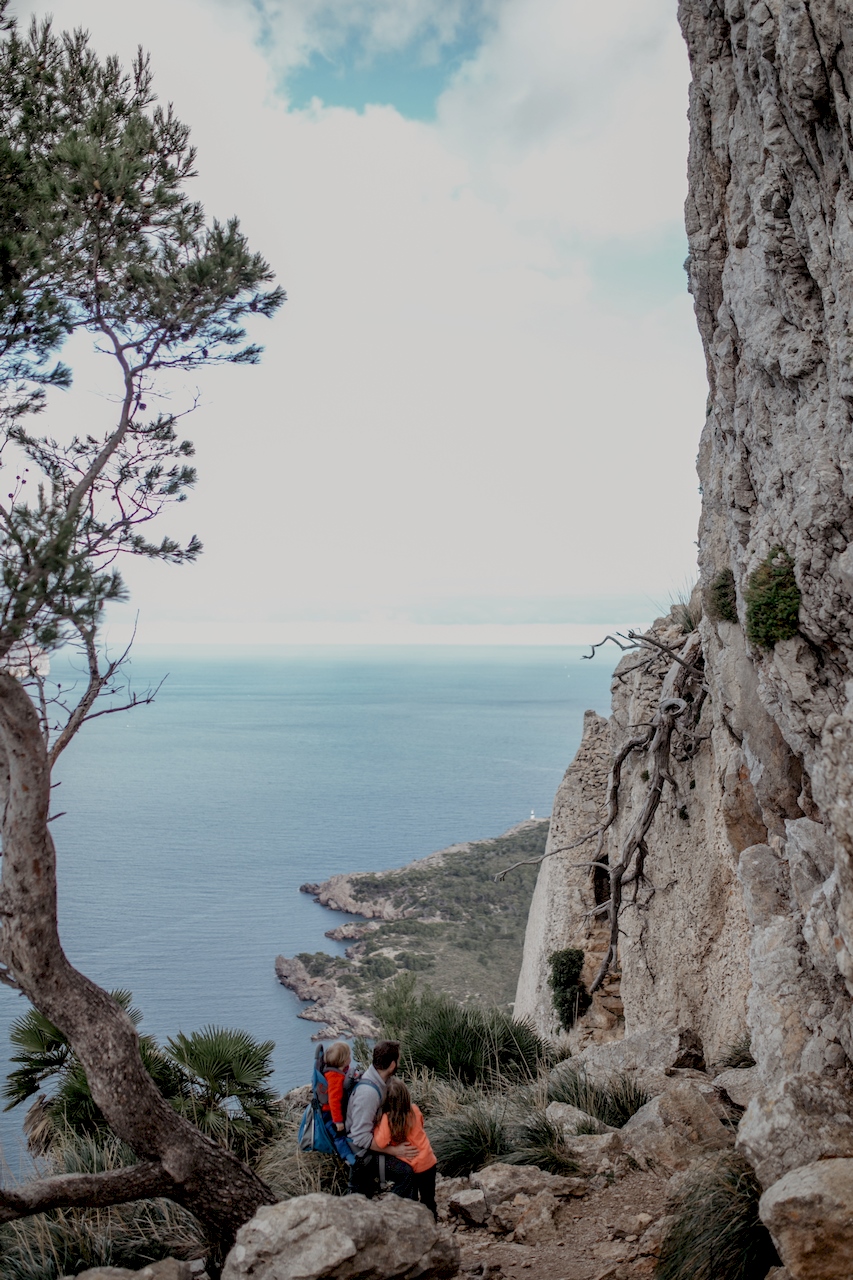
[8,0,707,641]
[225,0,496,86]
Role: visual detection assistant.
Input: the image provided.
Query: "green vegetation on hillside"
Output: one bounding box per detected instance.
[300,820,549,1009]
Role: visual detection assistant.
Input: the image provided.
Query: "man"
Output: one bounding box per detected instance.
[345,1039,417,1198]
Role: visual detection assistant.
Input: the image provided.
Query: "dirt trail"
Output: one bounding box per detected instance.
[447,1169,669,1280]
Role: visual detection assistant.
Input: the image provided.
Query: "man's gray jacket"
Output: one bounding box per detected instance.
[345,1065,386,1157]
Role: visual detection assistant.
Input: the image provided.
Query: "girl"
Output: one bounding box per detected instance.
[373,1078,437,1218]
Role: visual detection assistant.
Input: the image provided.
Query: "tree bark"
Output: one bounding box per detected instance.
[0,672,272,1262]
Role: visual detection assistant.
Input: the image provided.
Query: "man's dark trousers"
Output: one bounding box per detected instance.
[347,1152,414,1199]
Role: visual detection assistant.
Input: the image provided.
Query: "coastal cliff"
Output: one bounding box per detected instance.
[517,3,853,1272]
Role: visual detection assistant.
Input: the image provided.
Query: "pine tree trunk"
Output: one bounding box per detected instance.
[0,672,272,1265]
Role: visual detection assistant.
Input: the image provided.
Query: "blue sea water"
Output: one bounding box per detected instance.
[0,644,617,1173]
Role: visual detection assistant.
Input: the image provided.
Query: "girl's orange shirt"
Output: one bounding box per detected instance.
[373,1103,436,1173]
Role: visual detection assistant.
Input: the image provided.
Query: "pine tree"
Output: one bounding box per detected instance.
[0,3,284,1262]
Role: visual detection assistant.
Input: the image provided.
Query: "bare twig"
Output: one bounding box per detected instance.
[494,829,602,881]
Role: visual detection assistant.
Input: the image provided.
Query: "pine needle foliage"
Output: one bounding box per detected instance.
[0,3,283,659]
[656,1151,780,1280]
[745,548,800,648]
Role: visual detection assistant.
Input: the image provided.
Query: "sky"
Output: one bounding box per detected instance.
[11,0,707,645]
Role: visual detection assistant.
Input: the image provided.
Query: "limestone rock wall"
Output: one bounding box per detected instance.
[515,617,754,1063]
[519,7,853,1266]
[514,710,621,1045]
[679,0,853,1076]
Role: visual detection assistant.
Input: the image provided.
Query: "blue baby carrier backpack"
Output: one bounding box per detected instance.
[297,1044,364,1165]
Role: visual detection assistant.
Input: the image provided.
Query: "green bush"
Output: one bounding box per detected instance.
[372,975,549,1084]
[371,971,420,1041]
[745,548,800,648]
[656,1151,779,1280]
[402,993,548,1085]
[4,1000,281,1161]
[429,1095,512,1177]
[548,1064,648,1128]
[548,949,591,1032]
[709,568,738,623]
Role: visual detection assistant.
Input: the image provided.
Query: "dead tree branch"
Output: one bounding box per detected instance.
[588,632,704,993]
[0,1163,175,1224]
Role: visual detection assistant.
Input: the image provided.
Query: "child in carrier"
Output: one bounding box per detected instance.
[320,1041,352,1137]
[372,1078,437,1218]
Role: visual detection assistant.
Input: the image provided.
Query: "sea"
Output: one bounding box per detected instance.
[0,644,618,1174]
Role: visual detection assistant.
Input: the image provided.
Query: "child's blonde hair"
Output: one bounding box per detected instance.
[324,1041,351,1069]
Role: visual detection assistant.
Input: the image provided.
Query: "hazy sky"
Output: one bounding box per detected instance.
[12,0,707,644]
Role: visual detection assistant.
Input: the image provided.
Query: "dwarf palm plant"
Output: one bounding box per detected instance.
[4,999,279,1159]
[166,1026,280,1161]
[2,992,178,1148]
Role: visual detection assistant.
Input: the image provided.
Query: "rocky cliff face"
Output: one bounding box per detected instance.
[518,3,853,1271]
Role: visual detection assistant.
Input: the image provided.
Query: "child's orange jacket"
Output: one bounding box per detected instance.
[373,1103,436,1173]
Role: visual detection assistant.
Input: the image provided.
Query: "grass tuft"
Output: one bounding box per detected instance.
[548,1065,648,1129]
[503,1109,579,1176]
[656,1151,779,1280]
[429,1094,512,1178]
[717,1034,756,1070]
[375,977,550,1086]
[709,568,738,624]
[0,1131,204,1280]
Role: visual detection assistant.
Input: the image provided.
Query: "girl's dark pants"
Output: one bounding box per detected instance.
[414,1165,437,1218]
[348,1152,414,1199]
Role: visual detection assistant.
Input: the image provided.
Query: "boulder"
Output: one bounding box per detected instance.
[448,1187,487,1226]
[221,1193,458,1280]
[759,1158,853,1280]
[509,1190,561,1244]
[469,1163,584,1212]
[434,1174,469,1223]
[574,1027,705,1077]
[61,1272,138,1280]
[737,1073,853,1187]
[558,1132,625,1174]
[620,1080,733,1173]
[636,1214,677,1261]
[712,1067,759,1110]
[557,1028,707,1101]
[545,1101,611,1134]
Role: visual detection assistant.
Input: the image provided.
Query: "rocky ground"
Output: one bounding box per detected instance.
[448,1167,668,1280]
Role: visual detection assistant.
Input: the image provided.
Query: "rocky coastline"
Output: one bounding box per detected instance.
[275,819,548,1038]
